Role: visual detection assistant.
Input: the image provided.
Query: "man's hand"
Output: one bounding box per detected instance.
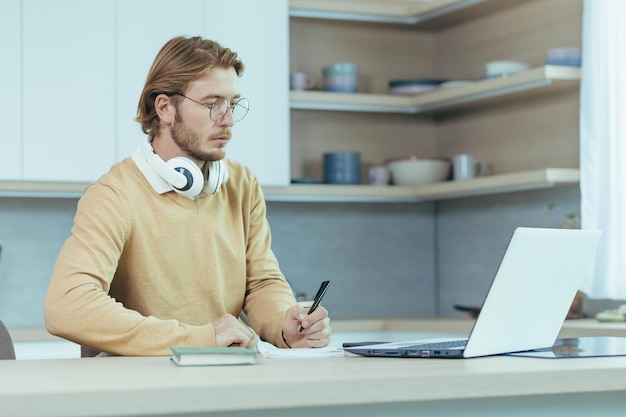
[213,314,255,347]
[282,304,331,348]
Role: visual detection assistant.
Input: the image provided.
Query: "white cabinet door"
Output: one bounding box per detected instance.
[117,0,290,186]
[22,0,116,182]
[204,0,290,186]
[17,0,288,185]
[0,0,21,180]
[116,0,205,161]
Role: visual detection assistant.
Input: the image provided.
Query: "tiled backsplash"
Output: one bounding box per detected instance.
[266,201,437,318]
[1,185,614,327]
[0,198,77,326]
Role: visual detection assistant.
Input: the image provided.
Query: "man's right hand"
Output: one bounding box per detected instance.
[213,314,255,347]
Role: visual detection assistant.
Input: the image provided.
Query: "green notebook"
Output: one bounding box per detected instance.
[170,346,257,366]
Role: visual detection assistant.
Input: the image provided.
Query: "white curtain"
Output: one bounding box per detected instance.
[580,0,626,299]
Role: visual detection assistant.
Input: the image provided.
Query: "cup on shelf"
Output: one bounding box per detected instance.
[453,154,487,181]
[323,152,361,184]
[368,166,390,186]
[290,72,316,91]
[323,63,359,93]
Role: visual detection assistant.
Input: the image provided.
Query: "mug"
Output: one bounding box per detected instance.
[323,152,361,184]
[290,72,316,91]
[323,63,359,93]
[368,166,390,186]
[453,154,487,180]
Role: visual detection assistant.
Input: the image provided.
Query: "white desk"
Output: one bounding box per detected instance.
[4,319,626,417]
[2,346,626,416]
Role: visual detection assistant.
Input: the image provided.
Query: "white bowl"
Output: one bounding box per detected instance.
[485,60,529,77]
[385,156,451,186]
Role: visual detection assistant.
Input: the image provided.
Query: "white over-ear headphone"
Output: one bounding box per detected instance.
[140,139,228,198]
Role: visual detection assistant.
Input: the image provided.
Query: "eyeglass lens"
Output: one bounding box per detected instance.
[211,97,249,122]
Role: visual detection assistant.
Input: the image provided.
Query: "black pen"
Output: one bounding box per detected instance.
[299,280,330,333]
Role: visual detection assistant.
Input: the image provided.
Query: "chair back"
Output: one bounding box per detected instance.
[81,345,101,358]
[0,320,16,360]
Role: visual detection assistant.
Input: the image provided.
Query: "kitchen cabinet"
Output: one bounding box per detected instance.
[22,0,117,182]
[0,0,580,201]
[115,0,206,162]
[285,0,582,202]
[1,0,289,191]
[0,1,21,181]
[116,0,290,186]
[201,0,290,186]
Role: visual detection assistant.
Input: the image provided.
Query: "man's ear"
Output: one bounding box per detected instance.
[154,94,176,125]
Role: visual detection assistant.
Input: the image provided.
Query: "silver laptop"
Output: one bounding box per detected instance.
[345,227,602,359]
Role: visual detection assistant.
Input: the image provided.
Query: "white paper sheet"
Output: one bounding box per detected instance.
[257,340,344,358]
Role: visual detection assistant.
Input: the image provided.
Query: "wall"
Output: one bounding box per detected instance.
[433,0,582,175]
[289,17,440,181]
[3,185,616,328]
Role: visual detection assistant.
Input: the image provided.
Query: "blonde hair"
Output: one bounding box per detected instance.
[136,36,244,135]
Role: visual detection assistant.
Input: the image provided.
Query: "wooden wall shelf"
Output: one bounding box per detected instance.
[264,168,579,202]
[289,0,520,28]
[0,169,579,202]
[290,66,580,114]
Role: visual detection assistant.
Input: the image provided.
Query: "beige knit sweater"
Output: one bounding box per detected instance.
[45,156,296,356]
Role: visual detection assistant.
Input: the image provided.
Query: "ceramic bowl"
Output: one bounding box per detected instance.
[485,60,529,77]
[385,156,451,186]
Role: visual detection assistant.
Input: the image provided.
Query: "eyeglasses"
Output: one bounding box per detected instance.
[176,94,249,122]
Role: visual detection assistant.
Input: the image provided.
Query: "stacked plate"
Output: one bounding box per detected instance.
[546,47,581,67]
[388,79,447,95]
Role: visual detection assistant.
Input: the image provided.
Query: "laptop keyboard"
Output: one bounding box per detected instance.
[407,340,467,349]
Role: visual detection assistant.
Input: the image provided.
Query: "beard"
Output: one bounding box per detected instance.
[170,114,225,162]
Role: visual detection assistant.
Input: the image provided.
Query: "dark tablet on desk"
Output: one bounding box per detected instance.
[507,337,626,359]
[342,342,387,348]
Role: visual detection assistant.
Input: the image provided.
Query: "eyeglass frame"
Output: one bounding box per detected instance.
[173,93,249,122]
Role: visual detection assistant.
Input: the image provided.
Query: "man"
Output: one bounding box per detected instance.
[44,36,331,356]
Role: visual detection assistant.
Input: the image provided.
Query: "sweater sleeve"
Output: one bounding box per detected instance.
[242,177,297,347]
[44,182,214,356]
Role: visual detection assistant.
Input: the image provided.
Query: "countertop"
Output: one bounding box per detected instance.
[11,317,626,342]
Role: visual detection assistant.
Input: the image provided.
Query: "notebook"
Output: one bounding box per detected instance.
[345,227,602,359]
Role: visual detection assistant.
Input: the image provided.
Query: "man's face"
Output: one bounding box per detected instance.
[171,67,240,162]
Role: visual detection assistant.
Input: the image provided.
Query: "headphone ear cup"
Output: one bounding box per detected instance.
[206,160,229,194]
[166,157,204,198]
